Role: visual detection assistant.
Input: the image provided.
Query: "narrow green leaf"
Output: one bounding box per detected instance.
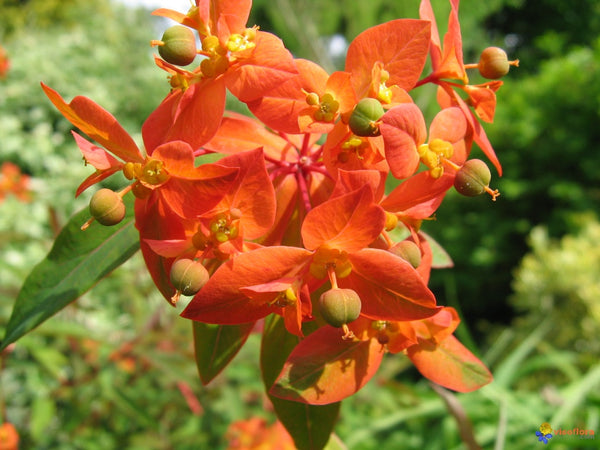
[192,321,255,385]
[323,433,346,450]
[492,318,552,388]
[551,362,600,425]
[261,315,340,450]
[0,192,139,350]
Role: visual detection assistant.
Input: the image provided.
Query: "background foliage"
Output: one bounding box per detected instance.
[1,0,599,448]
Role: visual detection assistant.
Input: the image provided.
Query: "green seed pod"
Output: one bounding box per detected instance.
[478,47,510,79]
[318,288,362,327]
[89,189,125,226]
[390,240,422,269]
[170,258,209,296]
[158,26,197,66]
[348,98,385,137]
[454,159,492,197]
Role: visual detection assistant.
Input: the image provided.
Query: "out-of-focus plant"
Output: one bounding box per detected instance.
[510,215,600,368]
[0,162,31,204]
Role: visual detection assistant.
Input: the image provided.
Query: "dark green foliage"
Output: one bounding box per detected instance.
[485,0,600,70]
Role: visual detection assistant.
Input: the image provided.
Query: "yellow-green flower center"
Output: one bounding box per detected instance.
[208,212,240,243]
[269,287,297,308]
[309,247,352,280]
[306,92,340,122]
[226,27,257,52]
[123,159,170,186]
[418,138,454,178]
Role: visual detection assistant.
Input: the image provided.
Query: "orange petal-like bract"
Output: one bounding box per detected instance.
[407,335,493,393]
[380,103,427,179]
[270,325,385,404]
[41,83,144,163]
[181,246,312,327]
[301,185,385,252]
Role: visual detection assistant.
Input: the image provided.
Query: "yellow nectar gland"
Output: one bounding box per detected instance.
[123,159,169,185]
[338,135,367,163]
[309,247,352,280]
[306,92,340,123]
[200,35,229,78]
[377,69,393,104]
[168,72,190,91]
[384,211,398,231]
[208,212,240,244]
[226,27,257,53]
[122,159,170,199]
[417,138,455,179]
[371,320,399,346]
[269,286,297,308]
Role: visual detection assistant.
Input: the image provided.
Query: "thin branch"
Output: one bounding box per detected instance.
[430,383,482,450]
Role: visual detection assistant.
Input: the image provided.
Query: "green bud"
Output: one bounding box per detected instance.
[318,288,361,327]
[389,240,422,268]
[348,98,384,137]
[89,189,125,226]
[170,258,209,296]
[158,26,197,66]
[454,159,492,197]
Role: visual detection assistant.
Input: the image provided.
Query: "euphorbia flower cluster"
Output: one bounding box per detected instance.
[43,0,516,423]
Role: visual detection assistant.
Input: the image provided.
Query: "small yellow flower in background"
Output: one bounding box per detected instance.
[540,422,552,434]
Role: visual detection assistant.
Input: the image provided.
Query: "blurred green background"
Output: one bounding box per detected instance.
[1,0,599,448]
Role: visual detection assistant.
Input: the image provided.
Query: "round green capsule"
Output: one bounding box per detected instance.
[318,288,362,327]
[348,98,385,137]
[158,26,197,66]
[89,189,126,226]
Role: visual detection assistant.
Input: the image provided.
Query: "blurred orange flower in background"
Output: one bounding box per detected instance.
[0,162,31,204]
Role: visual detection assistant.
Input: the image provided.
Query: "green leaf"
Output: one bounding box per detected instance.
[261,315,340,450]
[192,321,255,385]
[0,192,139,350]
[422,231,453,268]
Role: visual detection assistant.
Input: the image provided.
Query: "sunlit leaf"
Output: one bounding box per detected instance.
[422,231,453,268]
[224,31,298,103]
[301,186,385,252]
[407,335,493,392]
[41,83,144,163]
[270,325,384,405]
